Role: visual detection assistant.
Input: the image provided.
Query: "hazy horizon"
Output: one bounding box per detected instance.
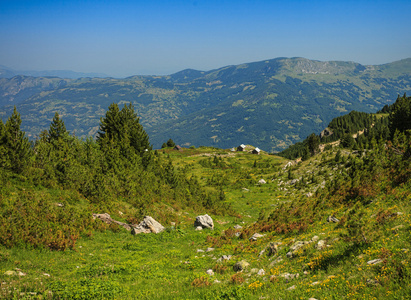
[1,0,411,78]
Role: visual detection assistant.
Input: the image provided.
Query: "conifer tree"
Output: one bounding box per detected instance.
[306,133,320,156]
[2,107,32,173]
[389,94,411,136]
[48,112,68,142]
[0,119,7,169]
[97,103,151,156]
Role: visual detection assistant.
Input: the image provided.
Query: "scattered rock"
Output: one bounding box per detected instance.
[233,260,250,272]
[250,268,259,274]
[290,241,309,252]
[217,255,232,262]
[206,247,215,252]
[55,202,64,207]
[206,269,214,276]
[257,269,265,276]
[194,214,214,229]
[195,226,203,231]
[93,213,133,231]
[287,285,296,290]
[311,281,320,286]
[280,273,299,281]
[4,270,16,276]
[43,273,51,277]
[233,224,243,230]
[258,179,267,184]
[249,233,264,241]
[283,161,294,170]
[327,215,339,223]
[366,278,380,286]
[269,256,283,267]
[197,249,205,253]
[4,270,25,276]
[305,192,313,197]
[311,236,319,242]
[367,258,383,265]
[392,225,405,231]
[316,240,326,250]
[131,216,165,234]
[289,179,299,185]
[266,242,282,256]
[214,279,221,283]
[242,188,250,192]
[286,252,293,258]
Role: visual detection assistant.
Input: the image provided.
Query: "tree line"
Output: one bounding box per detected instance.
[0,103,231,217]
[278,94,411,160]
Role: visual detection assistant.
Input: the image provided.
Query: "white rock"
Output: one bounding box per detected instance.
[194,214,214,229]
[206,269,214,276]
[249,233,264,241]
[367,258,383,265]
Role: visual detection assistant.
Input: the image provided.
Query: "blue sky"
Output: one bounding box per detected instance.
[1,0,410,77]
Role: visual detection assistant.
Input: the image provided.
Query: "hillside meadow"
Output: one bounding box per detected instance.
[0,95,410,299]
[0,143,410,299]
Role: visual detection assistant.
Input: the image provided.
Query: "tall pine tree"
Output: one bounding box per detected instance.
[97,103,151,156]
[389,94,411,136]
[1,107,32,173]
[48,112,68,142]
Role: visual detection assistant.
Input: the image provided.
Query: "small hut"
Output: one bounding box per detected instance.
[252,147,261,155]
[237,144,246,151]
[174,145,182,151]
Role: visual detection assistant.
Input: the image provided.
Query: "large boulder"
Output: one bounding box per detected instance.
[194,214,214,229]
[131,216,165,235]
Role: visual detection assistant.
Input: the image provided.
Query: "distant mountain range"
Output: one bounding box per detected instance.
[0,57,410,152]
[0,65,108,79]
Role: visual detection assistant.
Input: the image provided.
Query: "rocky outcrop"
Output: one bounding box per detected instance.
[93,213,164,234]
[92,213,133,231]
[320,127,333,138]
[131,216,165,234]
[194,214,214,229]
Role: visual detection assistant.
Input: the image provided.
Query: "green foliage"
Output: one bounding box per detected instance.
[48,111,68,143]
[162,138,176,148]
[48,278,123,299]
[389,93,411,136]
[307,133,320,156]
[0,106,32,173]
[97,103,151,157]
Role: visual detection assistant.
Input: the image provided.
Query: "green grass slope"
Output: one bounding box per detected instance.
[1,137,410,299]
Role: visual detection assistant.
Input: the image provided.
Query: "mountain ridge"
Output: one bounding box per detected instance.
[0,57,410,151]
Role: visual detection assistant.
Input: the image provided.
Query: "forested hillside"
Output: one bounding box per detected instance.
[1,57,411,151]
[0,94,410,299]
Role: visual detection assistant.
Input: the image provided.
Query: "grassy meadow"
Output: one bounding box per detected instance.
[1,143,410,299]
